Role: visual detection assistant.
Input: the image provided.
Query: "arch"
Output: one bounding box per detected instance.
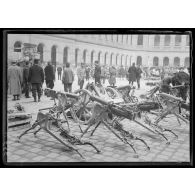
[83,49,87,63]
[153,56,159,66]
[98,51,103,64]
[175,35,182,46]
[184,57,190,67]
[137,35,143,45]
[14,41,22,52]
[174,57,180,66]
[125,55,129,66]
[104,52,108,65]
[75,48,79,67]
[116,54,120,66]
[136,56,142,65]
[51,45,57,66]
[63,47,69,65]
[164,35,171,46]
[163,57,169,66]
[121,55,125,66]
[110,53,114,65]
[154,35,160,46]
[91,50,95,64]
[37,43,44,63]
[116,35,119,42]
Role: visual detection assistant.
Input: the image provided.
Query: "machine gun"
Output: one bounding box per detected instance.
[17,111,100,159]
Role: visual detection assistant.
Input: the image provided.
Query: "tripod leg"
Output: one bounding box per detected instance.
[17,121,39,141]
[102,121,138,157]
[80,122,94,138]
[83,142,101,153]
[90,121,101,136]
[34,127,42,136]
[44,128,85,159]
[134,137,150,150]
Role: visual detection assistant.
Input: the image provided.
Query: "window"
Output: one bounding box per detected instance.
[137,35,143,45]
[63,47,69,65]
[163,57,169,66]
[164,35,171,46]
[175,35,182,46]
[154,35,160,46]
[153,57,159,66]
[184,57,190,67]
[37,43,44,63]
[136,56,142,65]
[75,49,79,67]
[174,57,180,66]
[51,45,57,65]
[83,50,87,63]
[14,41,22,52]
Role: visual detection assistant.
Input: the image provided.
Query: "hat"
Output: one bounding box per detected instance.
[11,60,17,64]
[94,61,99,64]
[34,59,39,65]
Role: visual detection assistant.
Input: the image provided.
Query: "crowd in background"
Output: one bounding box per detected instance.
[7,58,190,103]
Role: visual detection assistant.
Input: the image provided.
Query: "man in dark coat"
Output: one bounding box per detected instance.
[44,62,55,89]
[136,64,142,89]
[23,61,31,98]
[62,63,74,92]
[57,66,62,80]
[128,63,137,85]
[94,61,101,85]
[28,59,44,102]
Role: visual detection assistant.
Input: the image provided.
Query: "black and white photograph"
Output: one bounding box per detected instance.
[3,30,192,165]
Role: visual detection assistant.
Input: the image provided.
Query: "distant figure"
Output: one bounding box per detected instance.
[57,66,63,80]
[44,62,55,89]
[94,61,101,85]
[109,65,117,87]
[101,65,107,84]
[128,63,137,86]
[53,65,56,81]
[120,65,126,80]
[136,64,142,89]
[23,61,31,98]
[28,59,44,102]
[8,61,23,101]
[85,65,90,81]
[160,67,165,80]
[62,63,74,93]
[77,63,86,89]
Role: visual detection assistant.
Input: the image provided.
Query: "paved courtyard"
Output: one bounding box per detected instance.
[6,76,190,163]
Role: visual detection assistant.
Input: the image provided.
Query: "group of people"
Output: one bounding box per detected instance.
[128,63,143,89]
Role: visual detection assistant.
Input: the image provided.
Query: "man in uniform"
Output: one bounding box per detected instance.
[28,59,44,102]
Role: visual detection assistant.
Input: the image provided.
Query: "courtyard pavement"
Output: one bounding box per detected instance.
[6,76,190,163]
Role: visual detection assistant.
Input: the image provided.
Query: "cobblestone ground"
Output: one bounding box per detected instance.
[6,76,190,163]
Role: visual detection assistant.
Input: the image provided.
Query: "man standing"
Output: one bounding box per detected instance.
[44,62,55,89]
[136,64,142,89]
[109,65,117,87]
[8,60,23,101]
[128,63,137,86]
[28,59,44,102]
[77,63,86,89]
[62,63,74,93]
[57,66,63,80]
[85,65,90,81]
[101,65,107,84]
[94,61,101,85]
[23,61,31,98]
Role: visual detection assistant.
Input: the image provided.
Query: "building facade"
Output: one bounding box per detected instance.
[8,34,190,68]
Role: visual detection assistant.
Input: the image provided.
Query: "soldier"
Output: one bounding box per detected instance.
[77,63,86,89]
[128,63,137,86]
[136,64,142,89]
[94,61,101,85]
[57,66,63,80]
[62,62,74,93]
[8,60,23,101]
[28,59,44,102]
[44,62,55,89]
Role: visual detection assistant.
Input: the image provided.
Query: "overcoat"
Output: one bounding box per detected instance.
[109,67,117,85]
[128,66,137,82]
[8,65,23,95]
[62,68,74,84]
